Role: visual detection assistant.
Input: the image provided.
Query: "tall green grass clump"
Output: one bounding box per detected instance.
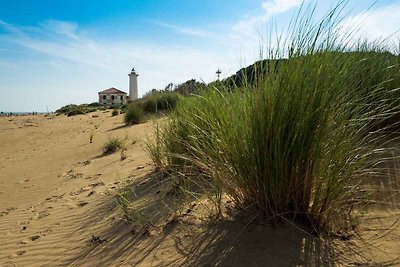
[124,104,144,125]
[138,91,180,114]
[112,109,119,117]
[103,137,124,154]
[148,3,400,234]
[67,108,86,117]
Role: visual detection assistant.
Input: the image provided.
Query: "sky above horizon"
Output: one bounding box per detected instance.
[1,0,400,112]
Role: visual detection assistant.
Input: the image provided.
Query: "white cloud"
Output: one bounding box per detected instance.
[338,4,400,45]
[153,21,217,39]
[262,0,304,15]
[4,1,397,112]
[233,0,306,37]
[40,20,80,40]
[0,19,24,36]
[0,19,238,111]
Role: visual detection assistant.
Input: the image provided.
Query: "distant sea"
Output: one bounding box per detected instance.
[0,112,49,116]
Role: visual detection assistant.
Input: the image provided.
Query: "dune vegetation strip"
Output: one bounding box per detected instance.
[142,2,400,264]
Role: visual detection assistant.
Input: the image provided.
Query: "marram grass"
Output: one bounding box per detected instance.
[147,2,400,236]
[103,137,124,154]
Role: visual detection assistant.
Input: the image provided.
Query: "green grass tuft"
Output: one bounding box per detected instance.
[137,91,180,114]
[124,104,145,125]
[112,109,119,117]
[103,137,124,154]
[146,2,400,235]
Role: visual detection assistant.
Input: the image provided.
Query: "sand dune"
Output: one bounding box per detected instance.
[0,112,153,266]
[1,112,399,266]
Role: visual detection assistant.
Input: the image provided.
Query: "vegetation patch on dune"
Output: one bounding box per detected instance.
[136,91,180,114]
[124,104,145,125]
[146,2,400,252]
[111,109,119,117]
[103,137,124,154]
[122,91,181,126]
[56,103,107,116]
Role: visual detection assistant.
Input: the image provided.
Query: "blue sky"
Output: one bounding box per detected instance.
[0,0,399,112]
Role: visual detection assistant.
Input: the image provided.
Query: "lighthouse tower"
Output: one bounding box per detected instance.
[128,67,139,102]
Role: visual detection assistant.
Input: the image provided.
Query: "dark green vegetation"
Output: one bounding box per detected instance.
[103,137,124,154]
[173,79,206,95]
[123,91,181,125]
[146,2,400,243]
[55,103,107,117]
[124,104,144,125]
[136,91,180,114]
[56,74,200,121]
[112,109,119,117]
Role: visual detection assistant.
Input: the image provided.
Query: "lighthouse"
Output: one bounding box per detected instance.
[128,67,139,102]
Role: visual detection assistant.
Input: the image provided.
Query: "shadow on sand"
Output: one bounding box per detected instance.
[107,124,129,132]
[176,219,337,267]
[65,171,341,266]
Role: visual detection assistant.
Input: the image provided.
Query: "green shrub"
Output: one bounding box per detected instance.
[88,102,103,107]
[124,104,144,125]
[138,92,180,114]
[147,4,400,235]
[67,108,85,117]
[103,137,123,154]
[112,109,119,117]
[85,108,97,113]
[56,104,78,114]
[56,103,104,116]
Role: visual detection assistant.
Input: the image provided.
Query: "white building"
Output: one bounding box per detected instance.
[97,68,139,105]
[98,88,127,105]
[128,67,139,102]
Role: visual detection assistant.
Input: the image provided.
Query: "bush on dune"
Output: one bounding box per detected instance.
[138,91,180,114]
[67,108,86,117]
[56,103,106,116]
[147,3,400,238]
[112,109,119,117]
[56,104,78,114]
[124,104,144,125]
[103,137,124,154]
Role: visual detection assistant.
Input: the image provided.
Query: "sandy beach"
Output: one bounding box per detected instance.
[0,111,155,266]
[1,112,399,267]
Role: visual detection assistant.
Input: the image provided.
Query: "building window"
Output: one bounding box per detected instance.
[120,95,123,100]
[111,95,115,100]
[103,95,106,100]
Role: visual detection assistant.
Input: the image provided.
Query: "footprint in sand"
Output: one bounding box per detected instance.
[37,210,50,219]
[30,235,40,241]
[89,181,105,188]
[9,250,27,258]
[30,206,52,220]
[45,194,64,202]
[85,174,102,180]
[69,187,90,196]
[0,207,17,217]
[60,169,84,179]
[77,201,89,207]
[20,235,40,246]
[17,250,27,256]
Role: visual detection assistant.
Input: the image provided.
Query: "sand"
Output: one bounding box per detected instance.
[0,111,399,266]
[0,111,153,266]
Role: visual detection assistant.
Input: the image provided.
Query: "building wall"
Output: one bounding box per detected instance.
[99,94,127,105]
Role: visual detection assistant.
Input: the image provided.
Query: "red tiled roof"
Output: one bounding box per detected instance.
[98,87,127,95]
